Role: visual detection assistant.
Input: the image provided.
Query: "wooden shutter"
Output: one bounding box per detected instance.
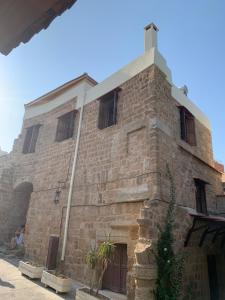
[187,115,196,146]
[67,110,76,139]
[46,235,59,270]
[29,125,40,152]
[179,106,196,146]
[112,90,118,125]
[195,179,208,214]
[56,117,64,141]
[179,107,186,141]
[56,111,76,141]
[23,127,33,153]
[98,89,118,129]
[23,125,40,154]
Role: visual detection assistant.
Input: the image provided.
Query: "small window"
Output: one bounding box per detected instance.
[98,89,119,129]
[23,124,41,154]
[55,110,76,142]
[194,178,208,214]
[179,106,196,146]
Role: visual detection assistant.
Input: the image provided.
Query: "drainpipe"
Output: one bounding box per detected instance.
[61,88,87,261]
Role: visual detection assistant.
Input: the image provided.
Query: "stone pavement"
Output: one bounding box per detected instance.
[0,254,76,300]
[0,247,127,300]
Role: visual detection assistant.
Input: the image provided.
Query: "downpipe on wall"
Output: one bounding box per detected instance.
[61,89,87,261]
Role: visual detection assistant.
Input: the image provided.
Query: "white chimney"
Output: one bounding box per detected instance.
[144,23,159,52]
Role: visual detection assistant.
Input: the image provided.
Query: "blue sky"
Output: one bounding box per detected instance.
[0,0,225,164]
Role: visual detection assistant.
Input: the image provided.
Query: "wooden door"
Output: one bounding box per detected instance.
[46,235,59,270]
[102,243,128,294]
[207,255,219,300]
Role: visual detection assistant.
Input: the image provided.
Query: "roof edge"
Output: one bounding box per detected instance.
[25,73,97,108]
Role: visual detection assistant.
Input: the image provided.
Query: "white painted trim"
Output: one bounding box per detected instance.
[24,81,92,119]
[172,86,211,130]
[84,48,172,106]
[23,47,211,131]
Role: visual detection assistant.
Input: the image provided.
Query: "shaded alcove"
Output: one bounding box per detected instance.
[10,182,33,236]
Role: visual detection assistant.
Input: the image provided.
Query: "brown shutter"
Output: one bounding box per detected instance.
[195,179,208,214]
[56,118,64,141]
[23,125,40,154]
[46,235,59,270]
[112,90,118,125]
[23,127,33,153]
[187,115,196,146]
[67,110,76,138]
[56,110,76,141]
[179,106,196,146]
[179,107,186,141]
[98,101,103,129]
[29,125,40,152]
[98,89,118,129]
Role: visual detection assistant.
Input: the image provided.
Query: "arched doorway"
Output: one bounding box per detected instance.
[10,182,33,237]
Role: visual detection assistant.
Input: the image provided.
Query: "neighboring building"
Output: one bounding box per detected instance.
[0,24,225,300]
[0,147,7,157]
[0,0,77,55]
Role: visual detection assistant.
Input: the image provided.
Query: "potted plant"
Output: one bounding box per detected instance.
[41,269,72,294]
[76,236,116,300]
[18,260,44,279]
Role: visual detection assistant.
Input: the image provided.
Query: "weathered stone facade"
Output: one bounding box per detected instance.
[0,24,224,299]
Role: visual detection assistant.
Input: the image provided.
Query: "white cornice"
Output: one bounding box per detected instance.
[24,47,211,131]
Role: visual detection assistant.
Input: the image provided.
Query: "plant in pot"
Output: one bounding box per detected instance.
[41,269,72,294]
[19,260,44,279]
[40,235,72,293]
[76,236,116,300]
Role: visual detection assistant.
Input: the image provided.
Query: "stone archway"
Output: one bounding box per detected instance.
[9,182,33,237]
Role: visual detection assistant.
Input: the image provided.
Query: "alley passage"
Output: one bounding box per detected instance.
[0,255,74,300]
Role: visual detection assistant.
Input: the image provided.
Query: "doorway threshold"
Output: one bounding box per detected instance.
[100,290,127,300]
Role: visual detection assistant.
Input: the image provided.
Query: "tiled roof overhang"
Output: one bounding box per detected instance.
[0,0,76,55]
[184,212,225,248]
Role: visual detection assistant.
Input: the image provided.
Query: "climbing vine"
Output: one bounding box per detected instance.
[154,164,184,300]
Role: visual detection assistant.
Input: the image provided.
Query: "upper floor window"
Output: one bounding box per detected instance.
[98,89,119,129]
[55,110,76,142]
[23,124,41,154]
[179,106,196,146]
[194,178,208,214]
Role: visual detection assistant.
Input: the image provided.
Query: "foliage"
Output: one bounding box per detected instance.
[154,164,184,300]
[86,246,99,270]
[86,246,99,293]
[96,236,116,295]
[85,235,116,296]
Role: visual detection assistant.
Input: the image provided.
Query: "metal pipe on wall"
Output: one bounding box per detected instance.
[61,88,87,261]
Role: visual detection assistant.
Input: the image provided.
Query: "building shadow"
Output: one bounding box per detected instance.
[0,278,15,289]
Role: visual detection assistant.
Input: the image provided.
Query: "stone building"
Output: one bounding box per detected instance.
[0,23,225,300]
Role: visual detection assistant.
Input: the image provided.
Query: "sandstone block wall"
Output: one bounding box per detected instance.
[0,64,224,299]
[145,66,224,300]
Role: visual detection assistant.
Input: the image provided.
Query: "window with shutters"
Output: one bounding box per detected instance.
[194,178,208,214]
[98,89,119,129]
[179,106,196,146]
[23,124,40,154]
[55,110,76,142]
